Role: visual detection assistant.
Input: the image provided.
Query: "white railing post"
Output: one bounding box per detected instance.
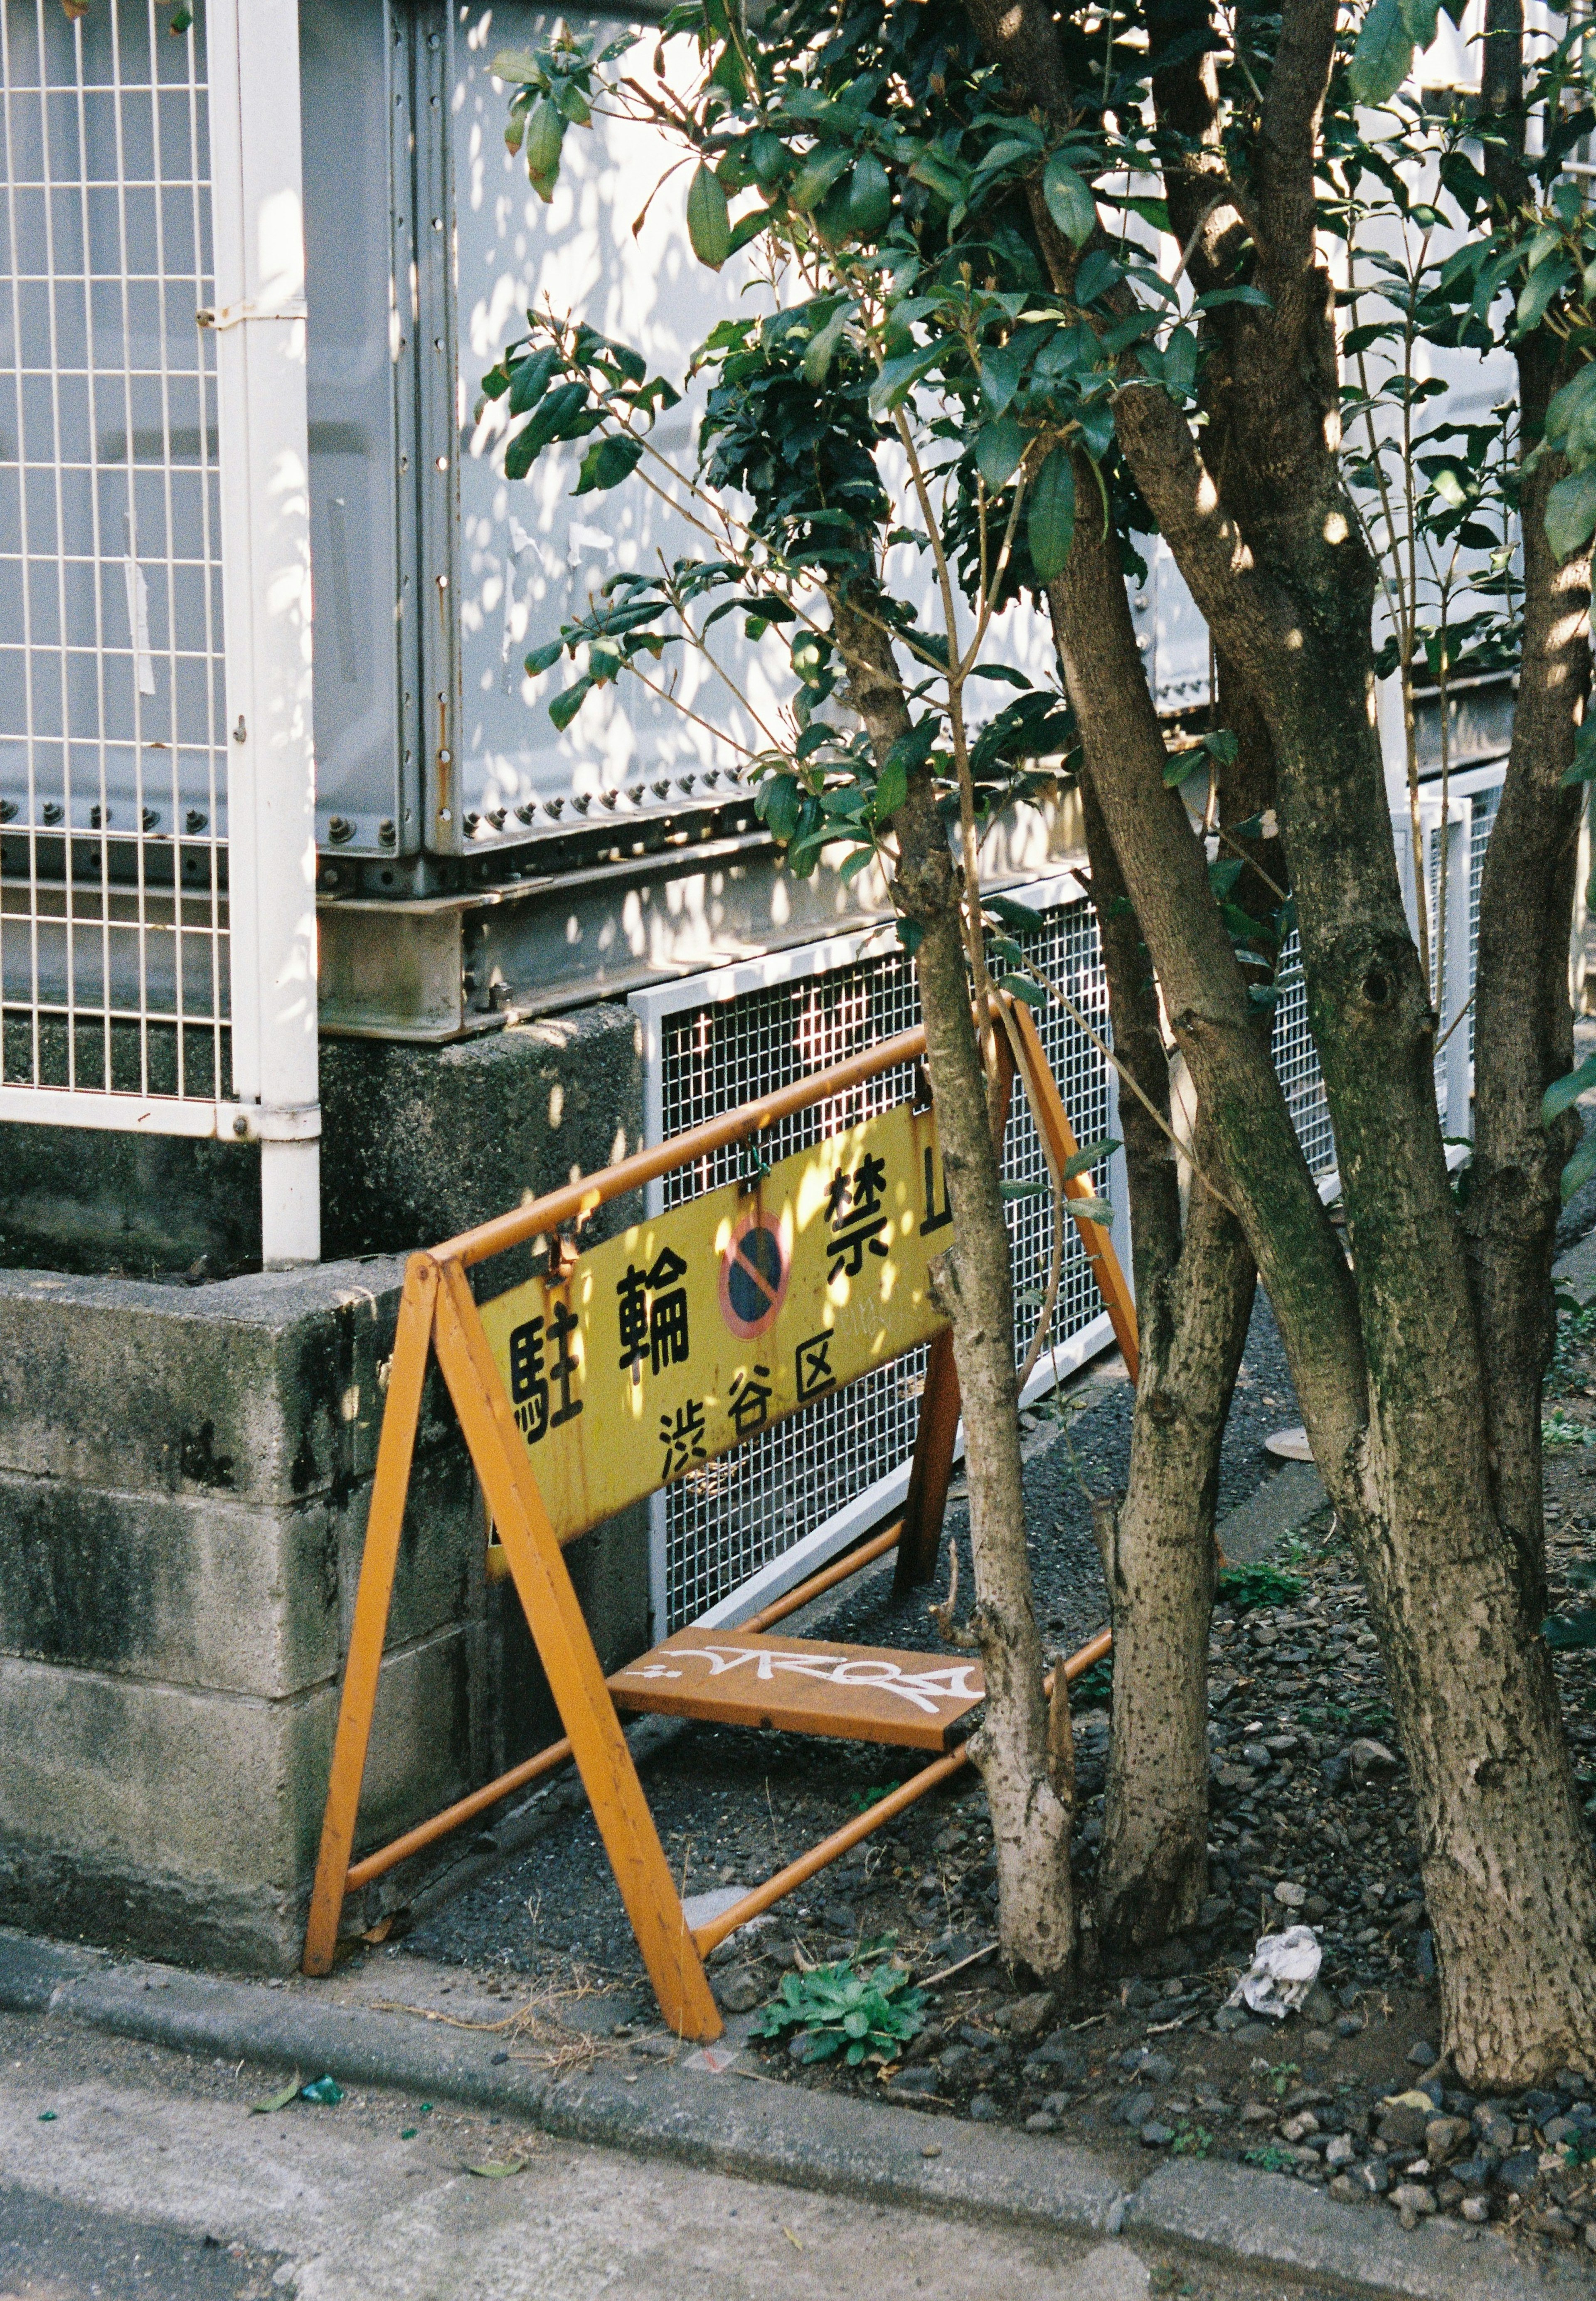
[207,0,321,1265]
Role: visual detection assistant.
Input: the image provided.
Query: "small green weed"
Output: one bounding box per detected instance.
[1072,1657,1113,1708]
[1217,1561,1304,1611]
[1267,2060,1300,2098]
[1298,1702,1351,1729]
[1171,2125,1214,2158]
[1549,1296,1596,1397]
[1542,1407,1596,1450]
[845,1781,904,1813]
[755,1939,925,2067]
[1244,2143,1294,2173]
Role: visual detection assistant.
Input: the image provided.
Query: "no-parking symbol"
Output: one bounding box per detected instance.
[719,1214,788,1339]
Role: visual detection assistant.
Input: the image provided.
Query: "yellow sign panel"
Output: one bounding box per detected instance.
[477,1099,953,1542]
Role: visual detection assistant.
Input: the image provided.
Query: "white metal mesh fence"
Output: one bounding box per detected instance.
[645,892,1117,1632]
[1467,775,1500,1065]
[1270,931,1337,1177]
[642,759,1510,1629]
[0,0,229,1106]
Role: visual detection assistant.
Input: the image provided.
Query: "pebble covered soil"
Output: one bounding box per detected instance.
[397,1294,1596,2268]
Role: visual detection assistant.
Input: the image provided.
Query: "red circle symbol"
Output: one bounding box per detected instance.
[719,1213,788,1339]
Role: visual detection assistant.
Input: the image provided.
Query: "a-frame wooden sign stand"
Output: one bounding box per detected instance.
[302,1001,1137,2039]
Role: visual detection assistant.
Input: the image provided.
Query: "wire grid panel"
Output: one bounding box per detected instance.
[1465,769,1502,1066]
[648,895,1116,1632]
[1271,759,1506,1176]
[0,0,229,1107]
[1270,929,1337,1178]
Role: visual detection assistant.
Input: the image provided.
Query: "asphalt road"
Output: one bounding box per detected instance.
[0,2009,1362,2301]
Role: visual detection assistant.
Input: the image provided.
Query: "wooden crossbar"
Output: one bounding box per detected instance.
[301,1004,1138,2037]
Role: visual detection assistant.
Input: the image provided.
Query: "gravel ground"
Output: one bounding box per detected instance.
[392,1287,1596,2269]
[406,1292,1297,1978]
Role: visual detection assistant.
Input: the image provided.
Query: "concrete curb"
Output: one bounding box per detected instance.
[0,1930,1582,2301]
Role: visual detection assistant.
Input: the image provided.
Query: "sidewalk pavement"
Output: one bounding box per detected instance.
[0,1930,1583,2301]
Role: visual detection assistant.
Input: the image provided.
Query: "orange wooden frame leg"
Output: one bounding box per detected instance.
[894,1328,961,1592]
[895,1021,1019,1591]
[303,1256,439,1976]
[1008,1000,1140,1384]
[432,1261,722,2043]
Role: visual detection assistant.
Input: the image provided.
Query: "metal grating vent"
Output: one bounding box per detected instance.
[0,0,229,1105]
[1271,929,1337,1177]
[653,895,1116,1632]
[1467,778,1500,1065]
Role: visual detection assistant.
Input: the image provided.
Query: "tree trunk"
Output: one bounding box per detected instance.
[1074,426,1596,2087]
[1091,1110,1253,1946]
[1463,334,1588,1624]
[1462,0,1593,1622]
[832,592,1074,1980]
[1076,776,1256,1951]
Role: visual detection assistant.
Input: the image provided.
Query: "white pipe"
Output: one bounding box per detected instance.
[208,0,321,1266]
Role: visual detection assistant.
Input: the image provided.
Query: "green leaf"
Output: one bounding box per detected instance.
[1027,446,1076,584]
[1546,1056,1596,1126]
[572,434,644,495]
[790,145,852,214]
[523,639,564,677]
[1192,285,1273,312]
[975,416,1026,493]
[524,97,564,187]
[1062,1136,1118,1181]
[1562,722,1596,787]
[1545,364,1596,457]
[1545,466,1596,563]
[886,719,938,776]
[1562,1133,1596,1205]
[801,302,853,386]
[981,345,1022,416]
[1068,1195,1114,1225]
[1517,254,1573,337]
[874,757,909,818]
[1349,0,1414,105]
[869,340,942,414]
[986,893,1044,931]
[1073,249,1121,305]
[549,677,593,730]
[1001,1178,1052,1200]
[1000,973,1048,1007]
[845,154,892,240]
[507,347,561,416]
[490,48,542,83]
[686,165,732,270]
[250,2074,301,2115]
[504,382,593,478]
[1042,155,1097,250]
[466,2157,528,2177]
[1162,328,1197,402]
[1396,0,1440,42]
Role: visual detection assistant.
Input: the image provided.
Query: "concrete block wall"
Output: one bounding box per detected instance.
[0,1001,652,1970]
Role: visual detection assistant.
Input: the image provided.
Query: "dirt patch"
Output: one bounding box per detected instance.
[388,1293,1596,2266]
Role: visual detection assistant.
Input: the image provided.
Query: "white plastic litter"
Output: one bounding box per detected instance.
[1225,1924,1323,2021]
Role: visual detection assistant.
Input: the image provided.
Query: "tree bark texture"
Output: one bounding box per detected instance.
[1077,766,1256,1952]
[961,0,1596,2082]
[831,593,1075,1981]
[1462,0,1593,1621]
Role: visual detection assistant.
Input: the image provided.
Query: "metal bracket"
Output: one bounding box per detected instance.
[197,299,308,329]
[221,1103,323,1143]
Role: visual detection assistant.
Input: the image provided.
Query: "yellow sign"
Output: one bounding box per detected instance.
[477,1099,953,1542]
